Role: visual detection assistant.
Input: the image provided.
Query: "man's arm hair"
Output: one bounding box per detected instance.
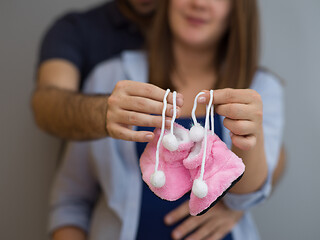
[31,59,108,140]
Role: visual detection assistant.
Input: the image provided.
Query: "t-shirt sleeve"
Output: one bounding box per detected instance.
[223,71,285,211]
[37,13,84,70]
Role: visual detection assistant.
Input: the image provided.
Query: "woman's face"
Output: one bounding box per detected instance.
[169,0,232,49]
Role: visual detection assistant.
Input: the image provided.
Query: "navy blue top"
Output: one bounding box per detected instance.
[135,114,233,240]
[38,1,143,90]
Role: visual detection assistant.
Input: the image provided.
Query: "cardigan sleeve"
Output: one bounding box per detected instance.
[223,70,285,211]
[48,141,100,234]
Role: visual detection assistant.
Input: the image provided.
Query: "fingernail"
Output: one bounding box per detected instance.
[164,215,172,225]
[173,230,182,239]
[145,134,153,141]
[166,119,171,125]
[177,97,183,107]
[170,108,179,116]
[198,96,206,103]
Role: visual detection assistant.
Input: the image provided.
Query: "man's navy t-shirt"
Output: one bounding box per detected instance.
[38,1,143,89]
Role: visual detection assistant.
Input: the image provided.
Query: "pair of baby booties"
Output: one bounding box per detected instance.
[139,89,245,216]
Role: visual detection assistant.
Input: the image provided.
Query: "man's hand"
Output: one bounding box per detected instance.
[164,201,243,240]
[106,80,183,142]
[32,60,184,141]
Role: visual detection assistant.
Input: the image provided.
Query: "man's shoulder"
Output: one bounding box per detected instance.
[52,1,115,29]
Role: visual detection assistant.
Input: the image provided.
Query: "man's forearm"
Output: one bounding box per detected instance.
[52,226,86,240]
[32,86,108,140]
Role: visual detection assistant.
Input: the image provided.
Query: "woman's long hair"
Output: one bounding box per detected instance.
[148,0,260,90]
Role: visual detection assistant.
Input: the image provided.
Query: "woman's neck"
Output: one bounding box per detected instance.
[173,39,217,81]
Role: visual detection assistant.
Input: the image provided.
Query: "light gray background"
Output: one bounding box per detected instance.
[0,0,319,239]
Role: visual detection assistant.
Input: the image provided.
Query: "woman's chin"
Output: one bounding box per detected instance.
[174,30,216,50]
[177,37,215,50]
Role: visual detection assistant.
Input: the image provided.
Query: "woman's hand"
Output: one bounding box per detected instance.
[164,200,243,240]
[198,88,263,151]
[106,80,183,142]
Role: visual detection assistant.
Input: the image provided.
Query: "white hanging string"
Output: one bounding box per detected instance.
[199,90,214,180]
[170,91,177,135]
[191,92,205,126]
[155,89,171,172]
[210,95,214,135]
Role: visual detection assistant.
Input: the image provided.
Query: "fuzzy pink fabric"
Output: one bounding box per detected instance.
[140,123,194,201]
[186,131,246,216]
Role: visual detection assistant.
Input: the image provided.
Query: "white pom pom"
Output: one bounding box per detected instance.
[162,133,179,151]
[150,170,166,188]
[189,124,204,142]
[192,179,208,198]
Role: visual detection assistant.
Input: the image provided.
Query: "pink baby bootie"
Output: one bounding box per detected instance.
[185,90,246,216]
[140,90,194,201]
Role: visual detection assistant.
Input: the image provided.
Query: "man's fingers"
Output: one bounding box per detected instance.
[107,124,154,142]
[120,95,181,118]
[185,218,221,240]
[172,215,211,240]
[206,224,232,240]
[120,81,184,107]
[171,217,200,240]
[164,200,189,226]
[115,109,172,129]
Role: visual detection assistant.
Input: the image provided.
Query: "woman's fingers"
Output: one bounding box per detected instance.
[195,88,263,151]
[214,88,259,104]
[117,80,184,107]
[164,200,189,226]
[119,95,181,117]
[215,103,252,120]
[230,133,257,151]
[197,88,259,105]
[223,118,256,136]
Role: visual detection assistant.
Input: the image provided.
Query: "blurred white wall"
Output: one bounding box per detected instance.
[253,0,320,239]
[0,0,319,239]
[0,1,104,239]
